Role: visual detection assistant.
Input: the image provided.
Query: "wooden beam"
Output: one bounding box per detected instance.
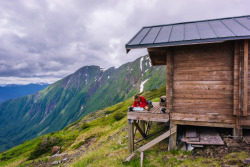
[147,47,165,52]
[172,120,235,128]
[134,122,147,138]
[128,119,134,153]
[140,152,144,167]
[166,48,174,111]
[139,120,146,134]
[123,153,137,163]
[145,121,150,135]
[138,126,177,152]
[171,112,236,124]
[234,41,241,137]
[124,126,177,163]
[233,41,240,115]
[239,41,244,116]
[239,115,250,126]
[127,112,170,122]
[243,39,249,116]
[134,121,138,138]
[166,51,168,105]
[241,126,250,129]
[168,122,177,151]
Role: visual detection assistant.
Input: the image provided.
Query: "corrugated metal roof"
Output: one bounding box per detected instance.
[126,15,250,51]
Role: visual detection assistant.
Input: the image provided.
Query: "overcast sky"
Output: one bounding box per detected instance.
[0,0,249,85]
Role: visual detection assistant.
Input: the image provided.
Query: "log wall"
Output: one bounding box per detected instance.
[240,40,250,126]
[247,40,250,115]
[170,42,236,126]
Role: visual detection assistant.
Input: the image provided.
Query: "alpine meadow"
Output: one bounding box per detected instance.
[0,55,166,153]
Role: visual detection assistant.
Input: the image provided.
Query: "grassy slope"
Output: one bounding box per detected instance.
[0,86,248,167]
[0,86,165,166]
[0,55,166,153]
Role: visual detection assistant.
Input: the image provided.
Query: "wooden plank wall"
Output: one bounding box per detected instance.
[148,48,166,66]
[241,39,250,126]
[171,42,236,125]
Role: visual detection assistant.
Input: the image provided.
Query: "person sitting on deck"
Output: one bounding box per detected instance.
[133,95,153,111]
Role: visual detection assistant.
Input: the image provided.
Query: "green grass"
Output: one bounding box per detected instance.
[0,86,165,166]
[72,141,85,150]
[0,55,168,153]
[1,85,249,167]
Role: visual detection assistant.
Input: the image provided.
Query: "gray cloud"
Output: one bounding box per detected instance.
[0,0,249,84]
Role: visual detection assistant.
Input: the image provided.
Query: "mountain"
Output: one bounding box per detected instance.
[0,55,166,153]
[0,83,50,103]
[0,86,247,167]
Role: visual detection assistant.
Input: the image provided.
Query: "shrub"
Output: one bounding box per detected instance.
[0,153,11,161]
[89,112,96,117]
[81,121,90,130]
[28,135,62,160]
[113,112,126,121]
[63,119,82,130]
[105,110,114,115]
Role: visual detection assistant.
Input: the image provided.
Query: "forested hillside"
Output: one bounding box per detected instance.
[0,55,166,152]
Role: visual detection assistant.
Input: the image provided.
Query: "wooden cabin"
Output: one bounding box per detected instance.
[125,15,250,153]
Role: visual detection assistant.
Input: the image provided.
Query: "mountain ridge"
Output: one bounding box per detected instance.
[0,83,50,103]
[0,55,166,152]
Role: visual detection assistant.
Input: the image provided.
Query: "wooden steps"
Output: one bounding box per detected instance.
[182,127,224,146]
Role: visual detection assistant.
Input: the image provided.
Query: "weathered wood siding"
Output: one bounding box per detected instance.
[247,40,250,115]
[241,40,250,126]
[170,42,236,126]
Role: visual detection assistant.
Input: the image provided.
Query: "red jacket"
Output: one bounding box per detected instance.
[133,96,148,107]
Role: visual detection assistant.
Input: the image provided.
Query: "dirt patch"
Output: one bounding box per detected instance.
[193,143,250,159]
[190,139,250,167]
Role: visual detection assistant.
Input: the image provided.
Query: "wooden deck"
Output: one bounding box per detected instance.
[127,102,235,127]
[127,102,169,122]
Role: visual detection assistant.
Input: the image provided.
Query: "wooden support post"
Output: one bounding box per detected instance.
[134,121,147,138]
[168,122,177,151]
[233,127,237,137]
[139,120,146,134]
[145,121,150,135]
[138,126,177,152]
[140,152,144,167]
[233,41,241,138]
[134,127,137,138]
[128,119,134,153]
[134,120,138,138]
[233,116,239,138]
[239,41,244,116]
[243,39,249,116]
[234,41,240,115]
[166,48,175,150]
[166,49,173,111]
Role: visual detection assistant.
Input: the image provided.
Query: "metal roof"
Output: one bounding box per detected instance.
[126,15,250,52]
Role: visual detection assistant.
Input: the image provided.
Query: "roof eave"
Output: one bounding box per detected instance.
[126,36,250,50]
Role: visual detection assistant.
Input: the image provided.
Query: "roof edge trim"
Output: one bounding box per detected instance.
[126,36,250,49]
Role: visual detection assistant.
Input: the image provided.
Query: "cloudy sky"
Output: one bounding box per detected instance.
[0,0,249,85]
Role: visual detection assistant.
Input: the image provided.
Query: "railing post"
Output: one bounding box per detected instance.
[128,119,134,153]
